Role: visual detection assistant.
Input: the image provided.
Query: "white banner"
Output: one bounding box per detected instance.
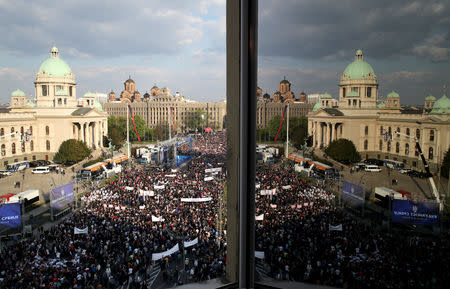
[282,185,292,190]
[108,204,114,208]
[255,251,265,259]
[255,183,261,189]
[152,244,180,261]
[140,189,155,197]
[183,238,199,248]
[329,224,343,231]
[171,169,178,173]
[154,185,165,190]
[270,204,277,208]
[125,186,134,191]
[139,205,145,210]
[74,227,88,234]
[152,215,165,222]
[255,214,264,221]
[204,176,214,182]
[205,167,222,173]
[165,174,177,178]
[180,197,212,202]
[260,189,277,196]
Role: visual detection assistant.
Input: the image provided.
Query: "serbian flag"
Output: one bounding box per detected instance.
[128,105,141,142]
[274,105,287,142]
[170,107,176,131]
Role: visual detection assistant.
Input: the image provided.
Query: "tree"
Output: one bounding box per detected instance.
[267,115,308,147]
[108,115,153,143]
[109,127,124,147]
[325,139,361,164]
[441,148,450,178]
[186,109,205,132]
[54,139,91,164]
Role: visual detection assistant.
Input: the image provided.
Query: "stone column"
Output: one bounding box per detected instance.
[331,122,335,142]
[82,123,86,143]
[318,122,323,147]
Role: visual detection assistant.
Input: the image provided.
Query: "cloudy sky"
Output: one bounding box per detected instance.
[0,0,449,104]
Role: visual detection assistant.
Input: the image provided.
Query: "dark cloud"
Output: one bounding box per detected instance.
[259,0,450,62]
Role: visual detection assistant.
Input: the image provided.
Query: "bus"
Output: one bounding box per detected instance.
[383,159,404,170]
[104,154,128,166]
[80,161,107,179]
[6,161,29,172]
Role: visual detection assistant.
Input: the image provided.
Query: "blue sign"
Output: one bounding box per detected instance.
[342,181,364,208]
[0,203,21,229]
[51,183,74,209]
[392,199,439,225]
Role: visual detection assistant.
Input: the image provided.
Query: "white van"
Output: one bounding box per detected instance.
[365,165,381,172]
[32,166,50,174]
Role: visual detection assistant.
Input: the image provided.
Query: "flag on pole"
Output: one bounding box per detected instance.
[128,105,141,142]
[274,105,287,142]
[170,107,176,131]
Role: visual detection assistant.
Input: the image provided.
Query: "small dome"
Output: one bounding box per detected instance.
[55,89,68,96]
[321,92,332,99]
[430,94,450,114]
[425,95,436,101]
[342,50,376,80]
[125,77,135,83]
[387,91,400,98]
[377,101,386,109]
[38,47,72,77]
[346,91,359,97]
[280,79,290,84]
[312,102,321,112]
[93,100,103,112]
[83,91,94,98]
[11,89,26,97]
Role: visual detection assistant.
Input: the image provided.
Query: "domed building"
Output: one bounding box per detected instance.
[308,49,450,173]
[119,77,141,102]
[0,47,108,168]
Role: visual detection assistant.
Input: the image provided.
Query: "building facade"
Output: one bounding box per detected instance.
[104,87,227,132]
[308,49,450,173]
[0,47,108,169]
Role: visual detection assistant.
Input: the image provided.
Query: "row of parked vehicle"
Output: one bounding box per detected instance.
[356,158,431,178]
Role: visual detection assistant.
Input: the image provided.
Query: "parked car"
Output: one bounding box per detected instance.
[28,161,40,168]
[0,170,12,176]
[37,160,51,166]
[32,166,50,174]
[364,158,384,166]
[399,168,411,174]
[365,165,382,172]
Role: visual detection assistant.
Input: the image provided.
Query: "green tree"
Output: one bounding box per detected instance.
[325,139,361,164]
[154,122,168,141]
[267,115,308,147]
[441,148,450,178]
[54,139,91,164]
[109,127,124,147]
[186,109,205,132]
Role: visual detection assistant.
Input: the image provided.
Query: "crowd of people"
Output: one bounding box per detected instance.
[1,131,449,289]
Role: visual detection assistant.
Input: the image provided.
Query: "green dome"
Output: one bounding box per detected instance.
[55,89,68,96]
[346,90,359,97]
[387,91,400,98]
[425,95,436,101]
[38,47,72,77]
[430,94,450,114]
[11,89,26,97]
[377,101,386,109]
[83,91,94,98]
[321,92,332,99]
[342,50,376,80]
[312,102,321,112]
[94,100,103,112]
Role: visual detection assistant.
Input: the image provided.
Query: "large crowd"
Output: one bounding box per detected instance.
[0,131,449,289]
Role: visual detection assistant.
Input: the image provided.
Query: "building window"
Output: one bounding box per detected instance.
[364,140,368,150]
[11,127,14,134]
[30,140,34,151]
[365,126,368,136]
[367,87,372,97]
[64,98,67,105]
[405,143,409,155]
[32,155,36,160]
[21,126,24,135]
[69,86,73,96]
[1,144,5,156]
[396,142,400,153]
[58,98,62,105]
[379,140,383,150]
[415,146,419,157]
[46,126,50,135]
[388,127,392,136]
[380,126,383,136]
[0,128,3,136]
[429,130,434,141]
[396,127,400,137]
[387,142,391,152]
[416,128,420,139]
[429,147,433,160]
[46,140,50,150]
[12,143,16,154]
[406,128,410,136]
[21,142,25,153]
[42,85,47,96]
[412,161,417,167]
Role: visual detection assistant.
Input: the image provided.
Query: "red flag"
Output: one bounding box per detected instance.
[170,107,176,131]
[274,105,287,142]
[128,105,141,142]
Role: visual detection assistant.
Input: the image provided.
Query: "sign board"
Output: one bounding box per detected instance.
[205,127,211,133]
[0,203,21,229]
[51,183,74,209]
[392,199,439,225]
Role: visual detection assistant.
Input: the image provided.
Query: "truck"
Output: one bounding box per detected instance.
[140,153,151,164]
[8,189,40,206]
[374,186,406,208]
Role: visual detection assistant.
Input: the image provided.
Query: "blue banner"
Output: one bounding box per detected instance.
[342,181,364,208]
[51,183,74,209]
[0,203,21,229]
[392,199,439,225]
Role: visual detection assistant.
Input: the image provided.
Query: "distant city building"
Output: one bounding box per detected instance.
[308,49,450,173]
[307,94,321,104]
[103,86,226,132]
[0,47,108,169]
